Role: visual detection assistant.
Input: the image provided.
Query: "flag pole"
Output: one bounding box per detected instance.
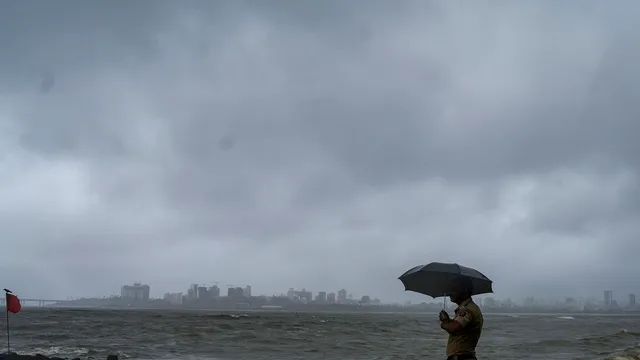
[4,289,11,354]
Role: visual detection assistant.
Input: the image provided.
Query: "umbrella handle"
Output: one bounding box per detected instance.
[443,295,446,310]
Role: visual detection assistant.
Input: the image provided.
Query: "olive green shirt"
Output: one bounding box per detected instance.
[446,298,483,357]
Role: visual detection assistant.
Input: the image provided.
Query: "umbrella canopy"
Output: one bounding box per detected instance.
[398,262,493,298]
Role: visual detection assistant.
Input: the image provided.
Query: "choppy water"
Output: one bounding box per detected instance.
[3,309,640,360]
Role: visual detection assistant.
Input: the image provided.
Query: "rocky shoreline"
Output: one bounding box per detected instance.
[0,353,119,360]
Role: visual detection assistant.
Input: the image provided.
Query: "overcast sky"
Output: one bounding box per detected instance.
[1,0,639,303]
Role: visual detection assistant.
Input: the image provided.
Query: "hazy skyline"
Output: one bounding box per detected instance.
[1,1,640,302]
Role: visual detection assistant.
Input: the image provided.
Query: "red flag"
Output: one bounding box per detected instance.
[6,293,21,314]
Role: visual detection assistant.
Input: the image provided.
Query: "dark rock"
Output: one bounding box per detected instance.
[0,353,116,360]
[0,355,48,360]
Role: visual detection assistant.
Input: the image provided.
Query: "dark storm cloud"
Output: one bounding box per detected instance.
[1,0,639,302]
[40,72,55,93]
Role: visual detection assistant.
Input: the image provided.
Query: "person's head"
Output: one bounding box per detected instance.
[449,277,473,304]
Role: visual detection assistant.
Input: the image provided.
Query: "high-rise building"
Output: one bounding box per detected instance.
[197,286,209,300]
[629,294,636,308]
[298,289,312,302]
[189,284,199,300]
[316,291,327,303]
[337,289,347,304]
[327,292,336,304]
[228,287,244,298]
[604,290,613,307]
[209,285,221,298]
[244,285,252,297]
[121,283,150,301]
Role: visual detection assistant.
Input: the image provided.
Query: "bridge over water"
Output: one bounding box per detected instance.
[0,298,71,307]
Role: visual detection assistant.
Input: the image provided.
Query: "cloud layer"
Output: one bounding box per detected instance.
[1,0,639,302]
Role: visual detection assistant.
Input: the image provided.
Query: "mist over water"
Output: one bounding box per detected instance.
[4,309,640,360]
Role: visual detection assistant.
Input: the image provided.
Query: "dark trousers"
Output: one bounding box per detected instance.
[447,355,477,360]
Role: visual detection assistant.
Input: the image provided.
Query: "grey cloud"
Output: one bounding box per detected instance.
[1,0,639,302]
[40,72,55,93]
[523,169,639,234]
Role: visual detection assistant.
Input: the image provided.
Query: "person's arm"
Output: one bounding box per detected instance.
[440,318,461,333]
[440,307,472,334]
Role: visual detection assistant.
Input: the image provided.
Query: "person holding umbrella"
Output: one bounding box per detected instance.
[399,262,492,360]
[438,276,484,360]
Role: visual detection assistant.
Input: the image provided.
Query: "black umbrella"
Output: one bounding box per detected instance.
[398,262,493,298]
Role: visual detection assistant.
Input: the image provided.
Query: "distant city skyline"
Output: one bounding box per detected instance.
[7,274,640,306]
[6,279,640,313]
[75,282,640,308]
[12,282,624,314]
